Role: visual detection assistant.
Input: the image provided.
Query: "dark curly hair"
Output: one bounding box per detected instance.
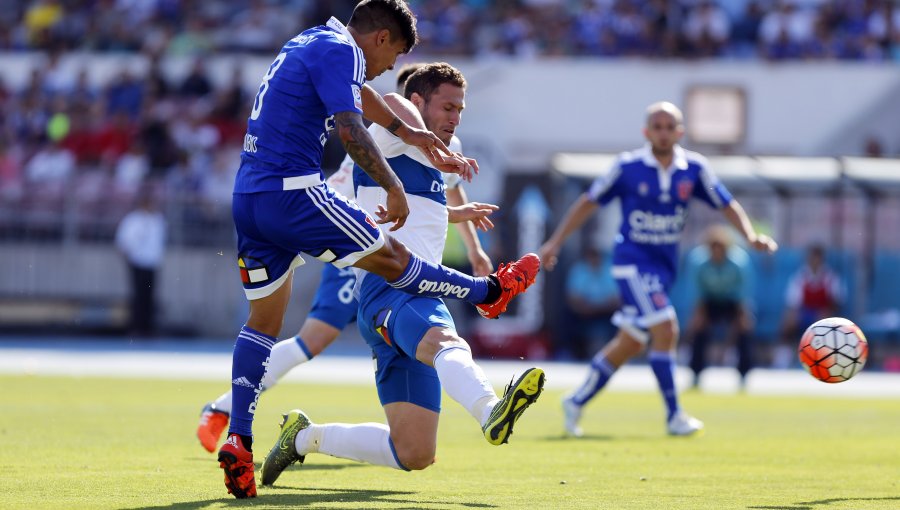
[348,0,418,54]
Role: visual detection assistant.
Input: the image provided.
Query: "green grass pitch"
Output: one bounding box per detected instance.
[2,375,898,509]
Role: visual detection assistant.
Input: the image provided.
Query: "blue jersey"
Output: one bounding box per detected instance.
[235,17,365,193]
[587,144,732,280]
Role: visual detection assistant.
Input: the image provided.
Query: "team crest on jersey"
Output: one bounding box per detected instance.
[677,180,693,201]
[237,256,270,284]
[364,214,378,229]
[638,182,649,196]
[352,84,362,110]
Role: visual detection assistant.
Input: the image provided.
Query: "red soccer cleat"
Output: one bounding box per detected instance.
[218,434,257,499]
[476,253,540,319]
[197,403,229,453]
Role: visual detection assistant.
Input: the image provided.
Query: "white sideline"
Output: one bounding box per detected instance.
[1,346,899,398]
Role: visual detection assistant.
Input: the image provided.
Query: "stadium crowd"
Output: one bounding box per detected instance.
[1,1,898,237]
[2,0,898,60]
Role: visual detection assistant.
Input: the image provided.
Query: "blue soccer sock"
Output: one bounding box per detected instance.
[568,353,617,407]
[388,252,490,304]
[648,350,680,422]
[228,325,276,442]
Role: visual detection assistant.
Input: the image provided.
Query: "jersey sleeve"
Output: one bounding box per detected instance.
[586,155,624,205]
[692,157,733,209]
[307,40,365,115]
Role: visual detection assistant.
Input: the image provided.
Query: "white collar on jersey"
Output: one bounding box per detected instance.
[326,16,359,47]
[639,143,688,172]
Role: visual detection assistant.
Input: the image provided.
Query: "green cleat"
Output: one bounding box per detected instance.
[260,409,311,486]
[482,367,545,445]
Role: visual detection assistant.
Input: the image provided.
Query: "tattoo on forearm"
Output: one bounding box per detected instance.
[386,117,402,135]
[335,112,399,190]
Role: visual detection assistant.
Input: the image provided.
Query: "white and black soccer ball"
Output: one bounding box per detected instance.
[798,317,869,383]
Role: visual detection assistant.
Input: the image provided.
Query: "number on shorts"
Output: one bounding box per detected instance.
[337,277,355,304]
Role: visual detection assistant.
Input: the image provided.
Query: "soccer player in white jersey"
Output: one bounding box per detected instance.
[221,1,540,498]
[257,63,544,483]
[539,102,777,437]
[195,64,494,454]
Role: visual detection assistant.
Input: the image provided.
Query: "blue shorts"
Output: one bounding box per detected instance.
[358,281,455,413]
[233,184,384,300]
[610,264,676,343]
[308,264,358,330]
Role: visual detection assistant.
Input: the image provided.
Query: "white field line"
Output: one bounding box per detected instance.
[1,347,899,398]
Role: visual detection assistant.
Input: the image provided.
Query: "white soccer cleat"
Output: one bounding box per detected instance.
[562,397,584,437]
[667,410,704,436]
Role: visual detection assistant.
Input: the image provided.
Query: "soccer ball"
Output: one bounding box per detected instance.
[798,317,868,383]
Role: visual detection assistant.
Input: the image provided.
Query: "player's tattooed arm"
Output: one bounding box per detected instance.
[334,111,402,191]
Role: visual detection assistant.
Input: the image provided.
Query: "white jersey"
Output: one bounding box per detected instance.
[328,134,462,200]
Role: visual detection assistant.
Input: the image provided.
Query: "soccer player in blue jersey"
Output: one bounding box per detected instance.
[219,1,540,497]
[539,101,777,437]
[196,63,495,455]
[197,64,496,453]
[257,63,544,484]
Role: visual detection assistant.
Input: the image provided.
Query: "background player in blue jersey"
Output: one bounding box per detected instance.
[539,101,777,438]
[257,64,544,485]
[196,63,495,454]
[221,3,544,495]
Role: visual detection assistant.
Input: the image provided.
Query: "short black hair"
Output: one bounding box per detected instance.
[403,62,466,102]
[348,0,418,54]
[395,62,424,91]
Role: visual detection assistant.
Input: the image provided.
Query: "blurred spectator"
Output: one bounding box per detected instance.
[24,139,74,184]
[562,246,620,359]
[683,1,731,57]
[105,70,144,119]
[686,225,755,388]
[115,190,166,337]
[178,58,213,99]
[776,244,844,368]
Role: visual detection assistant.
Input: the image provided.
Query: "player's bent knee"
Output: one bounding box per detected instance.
[396,447,436,471]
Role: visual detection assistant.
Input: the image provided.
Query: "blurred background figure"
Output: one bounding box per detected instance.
[562,245,620,360]
[686,224,755,389]
[115,189,167,337]
[776,244,844,368]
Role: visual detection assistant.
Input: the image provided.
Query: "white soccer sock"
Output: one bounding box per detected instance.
[295,423,402,470]
[433,346,498,426]
[211,336,311,414]
[261,336,311,389]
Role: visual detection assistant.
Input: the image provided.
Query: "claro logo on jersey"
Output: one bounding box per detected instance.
[417,280,470,299]
[627,207,686,244]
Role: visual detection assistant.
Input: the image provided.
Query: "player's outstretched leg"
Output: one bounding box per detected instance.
[260,410,311,486]
[218,433,257,498]
[476,253,541,319]
[197,403,230,453]
[482,367,545,445]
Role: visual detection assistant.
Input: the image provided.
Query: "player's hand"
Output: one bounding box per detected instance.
[468,247,493,277]
[375,186,409,231]
[538,240,561,271]
[448,202,498,231]
[750,233,778,254]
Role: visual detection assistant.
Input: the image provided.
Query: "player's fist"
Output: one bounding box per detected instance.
[538,240,562,271]
[376,186,409,231]
[750,233,778,254]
